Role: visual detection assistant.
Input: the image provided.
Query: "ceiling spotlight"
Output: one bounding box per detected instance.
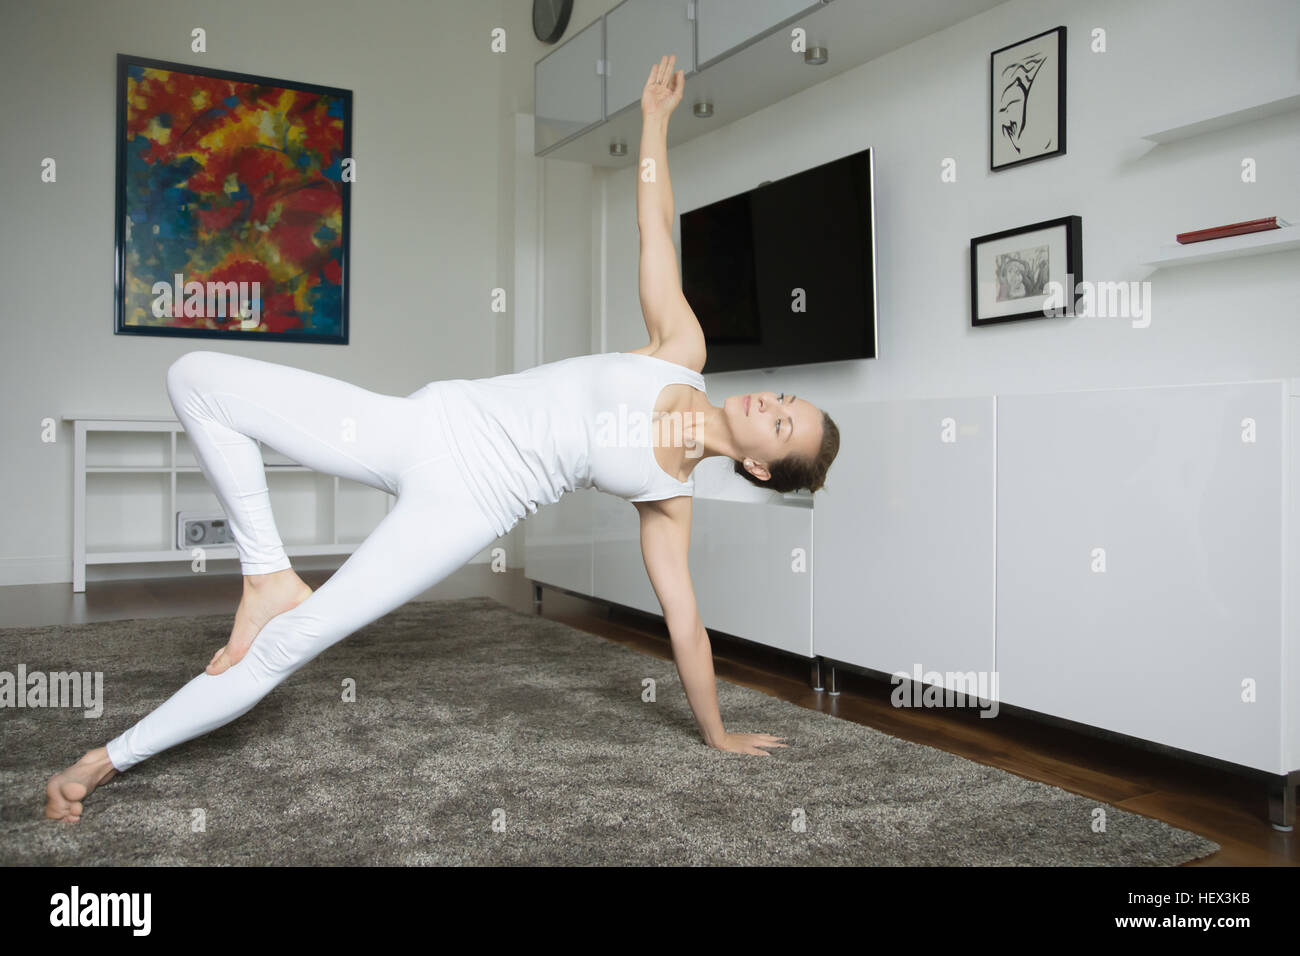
[804,46,828,65]
[692,101,714,118]
[609,140,628,157]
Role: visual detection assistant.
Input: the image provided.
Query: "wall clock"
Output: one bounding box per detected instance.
[533,0,574,44]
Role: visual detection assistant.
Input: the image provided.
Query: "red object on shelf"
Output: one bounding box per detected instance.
[1176,216,1289,244]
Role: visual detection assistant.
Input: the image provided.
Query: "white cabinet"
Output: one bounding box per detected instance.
[571,494,814,655]
[696,0,821,67]
[688,498,814,656]
[526,381,1299,822]
[813,397,997,684]
[808,380,1298,781]
[996,383,1284,772]
[534,17,605,154]
[523,486,595,596]
[591,492,654,613]
[1288,388,1300,774]
[602,0,695,118]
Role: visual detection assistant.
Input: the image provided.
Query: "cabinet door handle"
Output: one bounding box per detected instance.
[596,58,606,76]
[687,0,696,20]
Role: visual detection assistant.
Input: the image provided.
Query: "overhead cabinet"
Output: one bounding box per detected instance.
[603,0,695,117]
[534,17,605,154]
[696,0,821,68]
[534,0,1008,165]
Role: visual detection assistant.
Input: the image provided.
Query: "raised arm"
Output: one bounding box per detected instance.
[636,55,706,354]
[635,496,787,756]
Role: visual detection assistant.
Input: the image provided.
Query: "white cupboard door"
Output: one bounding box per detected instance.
[696,0,822,68]
[689,498,815,657]
[535,18,605,153]
[592,492,660,615]
[524,487,595,595]
[604,0,695,118]
[997,383,1284,772]
[813,397,997,689]
[588,495,814,655]
[1288,390,1300,773]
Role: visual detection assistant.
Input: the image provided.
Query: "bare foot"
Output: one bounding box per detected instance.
[207,568,313,675]
[45,747,118,823]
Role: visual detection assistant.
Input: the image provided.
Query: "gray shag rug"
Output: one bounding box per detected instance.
[1,596,1218,865]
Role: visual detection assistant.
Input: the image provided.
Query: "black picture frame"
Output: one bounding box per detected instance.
[970,215,1082,326]
[113,54,353,344]
[990,26,1066,171]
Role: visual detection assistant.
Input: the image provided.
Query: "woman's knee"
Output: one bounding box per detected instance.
[165,350,226,399]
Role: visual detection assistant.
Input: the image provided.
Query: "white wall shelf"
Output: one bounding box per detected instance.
[66,415,394,592]
[1144,225,1300,269]
[1141,88,1300,144]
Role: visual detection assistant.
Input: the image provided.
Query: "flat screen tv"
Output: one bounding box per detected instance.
[680,147,877,374]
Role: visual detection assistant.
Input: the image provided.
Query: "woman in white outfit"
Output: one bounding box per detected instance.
[46,55,840,823]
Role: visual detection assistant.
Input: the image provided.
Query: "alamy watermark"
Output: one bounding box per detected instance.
[594,407,705,457]
[891,663,999,718]
[150,273,261,329]
[49,886,151,935]
[1,665,103,717]
[1042,273,1152,328]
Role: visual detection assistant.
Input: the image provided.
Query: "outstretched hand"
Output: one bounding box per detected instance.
[641,54,684,119]
[714,732,788,756]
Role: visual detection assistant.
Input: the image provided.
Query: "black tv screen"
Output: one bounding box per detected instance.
[680,147,877,373]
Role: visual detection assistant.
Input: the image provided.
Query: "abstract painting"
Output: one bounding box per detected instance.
[970,216,1082,326]
[990,26,1066,171]
[114,55,352,343]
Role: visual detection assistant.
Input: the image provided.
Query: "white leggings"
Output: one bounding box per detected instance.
[104,351,499,772]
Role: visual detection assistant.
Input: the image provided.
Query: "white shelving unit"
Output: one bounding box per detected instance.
[66,414,394,592]
[1140,86,1300,272]
[1145,225,1300,269]
[1141,88,1300,144]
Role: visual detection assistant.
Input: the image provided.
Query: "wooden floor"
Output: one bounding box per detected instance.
[4,565,1296,866]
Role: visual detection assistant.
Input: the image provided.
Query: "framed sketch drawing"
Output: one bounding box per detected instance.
[990,26,1066,171]
[114,54,352,344]
[970,215,1082,326]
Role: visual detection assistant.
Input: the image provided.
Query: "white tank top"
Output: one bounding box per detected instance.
[419,351,708,537]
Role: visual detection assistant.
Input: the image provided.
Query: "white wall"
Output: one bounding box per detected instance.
[0,0,513,585]
[499,0,623,369]
[581,0,1300,497]
[493,0,622,570]
[5,0,1297,583]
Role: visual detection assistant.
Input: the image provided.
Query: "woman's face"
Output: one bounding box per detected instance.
[726,390,822,476]
[1007,263,1026,297]
[1000,260,1027,299]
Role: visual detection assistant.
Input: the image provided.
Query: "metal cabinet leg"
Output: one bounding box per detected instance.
[1268,771,1297,831]
[532,582,543,614]
[810,658,824,692]
[828,663,841,697]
